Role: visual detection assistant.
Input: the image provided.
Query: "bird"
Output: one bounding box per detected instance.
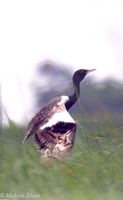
[23,69,95,163]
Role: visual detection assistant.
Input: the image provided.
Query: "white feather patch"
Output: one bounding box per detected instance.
[40,110,75,130]
[57,96,69,105]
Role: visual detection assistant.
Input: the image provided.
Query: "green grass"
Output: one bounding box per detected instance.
[0,112,123,200]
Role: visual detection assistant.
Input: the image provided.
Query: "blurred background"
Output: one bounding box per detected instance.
[0,1,123,200]
[0,0,123,124]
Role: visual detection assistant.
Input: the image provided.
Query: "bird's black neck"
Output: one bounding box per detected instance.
[65,81,80,110]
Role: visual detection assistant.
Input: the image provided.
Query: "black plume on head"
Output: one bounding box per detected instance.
[72,69,88,84]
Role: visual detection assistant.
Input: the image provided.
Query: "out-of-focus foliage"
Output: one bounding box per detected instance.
[0,113,123,200]
[33,60,72,110]
[78,78,123,114]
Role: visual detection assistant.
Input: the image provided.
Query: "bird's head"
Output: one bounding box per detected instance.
[73,69,96,84]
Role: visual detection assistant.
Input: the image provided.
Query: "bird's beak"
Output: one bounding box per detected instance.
[87,69,96,74]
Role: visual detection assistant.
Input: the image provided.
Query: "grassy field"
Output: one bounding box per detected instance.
[0,112,123,200]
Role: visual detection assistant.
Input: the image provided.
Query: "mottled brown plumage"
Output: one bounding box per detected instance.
[23,97,61,142]
[23,96,76,162]
[34,122,76,162]
[23,69,95,163]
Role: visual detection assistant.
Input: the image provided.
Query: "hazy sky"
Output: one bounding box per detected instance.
[0,0,123,123]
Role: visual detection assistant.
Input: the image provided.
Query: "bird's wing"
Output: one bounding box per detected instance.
[23,97,61,143]
[34,121,76,157]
